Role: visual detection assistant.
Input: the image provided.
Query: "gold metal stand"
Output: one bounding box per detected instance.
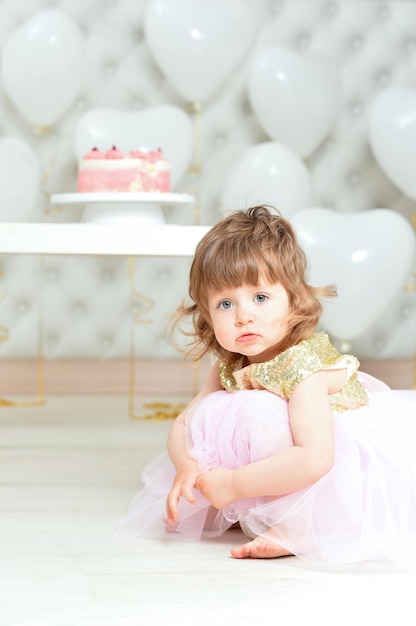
[0,261,45,407]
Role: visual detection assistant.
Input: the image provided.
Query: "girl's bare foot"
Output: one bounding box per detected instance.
[231,534,292,559]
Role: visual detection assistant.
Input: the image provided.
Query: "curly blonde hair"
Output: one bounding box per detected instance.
[171,206,336,364]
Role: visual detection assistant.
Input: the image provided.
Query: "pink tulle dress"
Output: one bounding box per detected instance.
[119,333,416,565]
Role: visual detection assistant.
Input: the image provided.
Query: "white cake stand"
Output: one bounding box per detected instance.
[50,192,195,225]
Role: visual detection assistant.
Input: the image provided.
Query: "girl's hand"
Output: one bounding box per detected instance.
[166,459,200,524]
[165,362,224,525]
[195,467,236,509]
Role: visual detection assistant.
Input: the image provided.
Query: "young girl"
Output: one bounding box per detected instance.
[120,205,416,564]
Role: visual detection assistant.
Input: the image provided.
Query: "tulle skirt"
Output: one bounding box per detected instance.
[119,374,416,564]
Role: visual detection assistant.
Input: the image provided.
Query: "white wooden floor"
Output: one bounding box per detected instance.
[1,394,416,626]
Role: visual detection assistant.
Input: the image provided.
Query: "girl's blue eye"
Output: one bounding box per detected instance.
[254,294,267,303]
[218,300,232,310]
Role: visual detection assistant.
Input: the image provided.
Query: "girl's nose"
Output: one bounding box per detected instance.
[235,306,254,325]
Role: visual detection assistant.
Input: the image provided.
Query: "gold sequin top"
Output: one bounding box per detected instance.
[219,332,368,412]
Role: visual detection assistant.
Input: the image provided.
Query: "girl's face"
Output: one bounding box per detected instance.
[207,279,291,363]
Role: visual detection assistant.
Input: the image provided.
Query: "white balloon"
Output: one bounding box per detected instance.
[291,208,416,340]
[1,10,85,127]
[0,5,17,49]
[75,105,193,188]
[144,0,254,102]
[221,142,312,218]
[368,88,416,200]
[0,138,40,222]
[247,46,340,158]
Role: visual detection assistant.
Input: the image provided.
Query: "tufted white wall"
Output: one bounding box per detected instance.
[0,0,415,362]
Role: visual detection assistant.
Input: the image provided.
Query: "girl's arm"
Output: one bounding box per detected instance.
[196,369,341,508]
[165,361,223,523]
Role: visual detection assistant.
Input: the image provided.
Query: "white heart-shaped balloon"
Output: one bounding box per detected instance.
[247,46,340,158]
[144,0,254,102]
[0,138,39,222]
[0,5,17,45]
[221,142,312,218]
[291,208,416,340]
[75,105,193,188]
[368,89,416,201]
[1,10,84,127]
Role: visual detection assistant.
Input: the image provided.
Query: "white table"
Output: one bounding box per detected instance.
[0,222,211,415]
[0,223,210,256]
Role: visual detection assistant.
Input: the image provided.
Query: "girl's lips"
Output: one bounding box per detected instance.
[237,333,258,343]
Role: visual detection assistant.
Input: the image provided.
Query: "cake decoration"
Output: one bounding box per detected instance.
[77,146,171,193]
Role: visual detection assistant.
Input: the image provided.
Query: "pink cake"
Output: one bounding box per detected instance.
[77,146,171,193]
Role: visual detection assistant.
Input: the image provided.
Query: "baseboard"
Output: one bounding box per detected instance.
[0,358,413,395]
[358,359,414,390]
[0,358,211,396]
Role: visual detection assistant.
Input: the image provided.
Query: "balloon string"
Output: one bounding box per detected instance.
[188,100,202,175]
[194,189,201,225]
[0,326,9,344]
[185,101,202,224]
[39,131,65,216]
[33,126,54,136]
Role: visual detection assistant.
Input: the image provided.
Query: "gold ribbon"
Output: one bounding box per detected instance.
[128,257,155,325]
[128,256,184,419]
[127,257,200,419]
[138,401,187,421]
